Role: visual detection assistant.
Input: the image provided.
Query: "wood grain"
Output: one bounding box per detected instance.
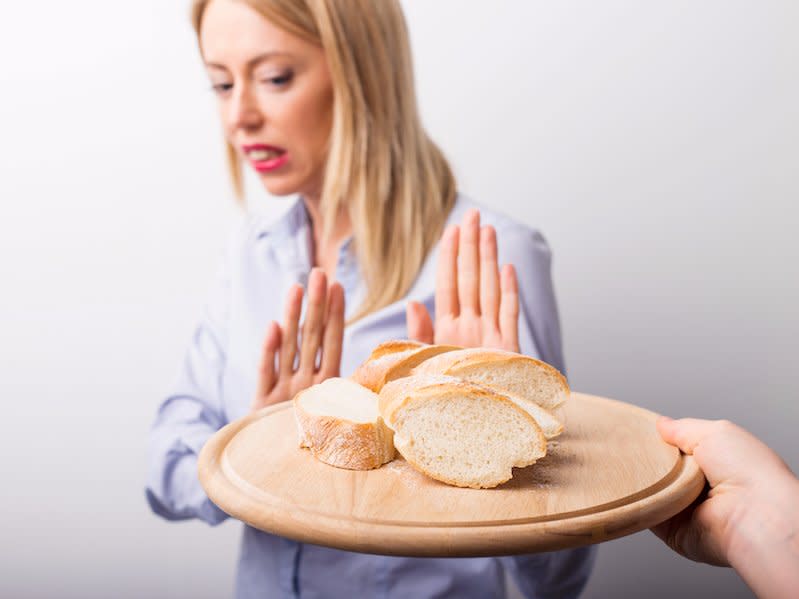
[198,392,705,557]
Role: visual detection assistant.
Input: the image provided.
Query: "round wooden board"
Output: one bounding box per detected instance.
[198,392,705,557]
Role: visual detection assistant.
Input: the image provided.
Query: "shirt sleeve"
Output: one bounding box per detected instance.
[496,223,597,597]
[145,229,242,526]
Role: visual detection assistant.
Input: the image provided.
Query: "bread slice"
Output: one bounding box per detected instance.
[294,377,394,470]
[351,340,461,392]
[380,372,562,440]
[412,348,569,412]
[379,375,546,489]
[503,392,563,439]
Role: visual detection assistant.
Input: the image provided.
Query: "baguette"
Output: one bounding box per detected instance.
[379,375,546,489]
[294,377,394,470]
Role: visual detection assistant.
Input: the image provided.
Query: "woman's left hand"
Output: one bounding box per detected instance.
[251,268,345,411]
[406,208,520,352]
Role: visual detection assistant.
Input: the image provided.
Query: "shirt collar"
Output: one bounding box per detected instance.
[254,198,308,244]
[254,198,357,276]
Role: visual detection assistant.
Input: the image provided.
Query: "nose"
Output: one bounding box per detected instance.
[227,81,263,132]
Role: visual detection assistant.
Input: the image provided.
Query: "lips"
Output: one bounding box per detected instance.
[242,143,289,173]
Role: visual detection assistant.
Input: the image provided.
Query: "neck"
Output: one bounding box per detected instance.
[302,195,352,278]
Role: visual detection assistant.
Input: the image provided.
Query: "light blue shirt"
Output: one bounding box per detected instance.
[146,195,596,598]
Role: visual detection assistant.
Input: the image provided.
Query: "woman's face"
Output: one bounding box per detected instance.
[199,0,333,200]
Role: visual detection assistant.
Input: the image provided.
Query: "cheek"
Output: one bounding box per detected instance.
[291,89,333,153]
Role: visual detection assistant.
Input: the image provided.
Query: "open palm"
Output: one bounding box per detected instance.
[407,209,520,352]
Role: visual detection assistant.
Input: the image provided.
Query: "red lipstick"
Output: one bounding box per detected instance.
[242,144,289,173]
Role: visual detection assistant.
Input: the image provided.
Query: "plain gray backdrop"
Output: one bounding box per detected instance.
[1,1,796,598]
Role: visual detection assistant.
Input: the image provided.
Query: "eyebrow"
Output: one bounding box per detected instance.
[205,51,294,70]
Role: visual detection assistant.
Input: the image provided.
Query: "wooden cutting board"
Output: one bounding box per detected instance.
[198,392,704,557]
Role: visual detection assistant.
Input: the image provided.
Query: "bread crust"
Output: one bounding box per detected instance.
[293,388,395,470]
[412,348,570,406]
[367,340,425,360]
[352,343,461,392]
[351,350,413,393]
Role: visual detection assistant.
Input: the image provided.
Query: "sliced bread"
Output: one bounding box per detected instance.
[352,340,461,392]
[412,348,570,412]
[503,393,563,439]
[294,377,394,470]
[379,375,546,489]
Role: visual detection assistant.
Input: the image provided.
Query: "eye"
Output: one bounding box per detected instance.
[261,71,293,87]
[211,82,233,96]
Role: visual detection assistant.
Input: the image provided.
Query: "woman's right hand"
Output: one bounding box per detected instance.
[251,268,345,411]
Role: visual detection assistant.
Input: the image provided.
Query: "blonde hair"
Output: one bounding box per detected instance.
[192,0,457,321]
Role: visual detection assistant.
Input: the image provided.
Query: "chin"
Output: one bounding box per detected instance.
[258,177,300,198]
[259,174,322,201]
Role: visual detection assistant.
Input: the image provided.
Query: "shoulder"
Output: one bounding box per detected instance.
[449,194,552,261]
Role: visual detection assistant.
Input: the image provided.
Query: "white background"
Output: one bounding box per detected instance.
[1,1,796,597]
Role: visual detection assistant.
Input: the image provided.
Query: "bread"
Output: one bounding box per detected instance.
[504,394,563,439]
[294,377,394,470]
[378,373,459,417]
[378,364,561,441]
[296,346,566,483]
[412,348,569,412]
[379,375,547,488]
[351,340,461,392]
[362,339,425,359]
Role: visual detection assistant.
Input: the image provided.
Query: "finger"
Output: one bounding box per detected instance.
[255,321,281,400]
[656,417,717,455]
[319,281,345,378]
[279,283,304,377]
[657,417,730,488]
[457,209,481,315]
[649,484,728,566]
[298,268,327,376]
[479,225,500,330]
[650,486,702,553]
[435,225,460,319]
[658,417,783,489]
[677,501,730,566]
[406,301,434,344]
[498,263,520,352]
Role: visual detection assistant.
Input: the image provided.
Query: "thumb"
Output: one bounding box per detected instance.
[406,301,434,344]
[657,417,715,456]
[657,417,730,488]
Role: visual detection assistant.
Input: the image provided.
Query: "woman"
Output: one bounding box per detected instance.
[146,1,595,597]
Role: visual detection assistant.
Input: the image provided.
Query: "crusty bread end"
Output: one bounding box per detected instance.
[294,378,394,470]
